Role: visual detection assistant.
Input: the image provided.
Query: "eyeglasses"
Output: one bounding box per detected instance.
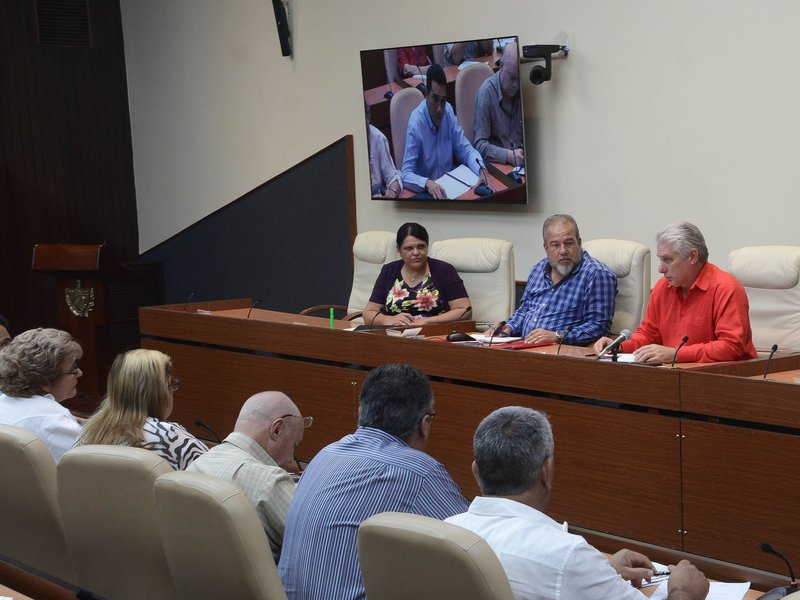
[278,414,314,429]
[62,363,82,376]
[169,376,181,392]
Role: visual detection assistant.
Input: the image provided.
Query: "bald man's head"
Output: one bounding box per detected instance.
[499,42,519,99]
[235,391,307,472]
[236,391,296,430]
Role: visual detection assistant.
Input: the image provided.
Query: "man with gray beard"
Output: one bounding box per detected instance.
[488,214,617,346]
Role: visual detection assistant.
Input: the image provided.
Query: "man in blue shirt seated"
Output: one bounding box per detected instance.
[491,214,618,346]
[401,63,490,199]
[277,363,468,600]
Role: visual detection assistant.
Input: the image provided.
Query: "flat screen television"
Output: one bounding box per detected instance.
[360,37,527,204]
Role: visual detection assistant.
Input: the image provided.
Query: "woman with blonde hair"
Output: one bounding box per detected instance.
[0,328,84,461]
[78,348,207,469]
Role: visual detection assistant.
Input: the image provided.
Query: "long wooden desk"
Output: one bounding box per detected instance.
[140,299,800,590]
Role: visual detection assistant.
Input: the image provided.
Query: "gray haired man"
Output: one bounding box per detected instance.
[594,221,756,364]
[446,406,709,600]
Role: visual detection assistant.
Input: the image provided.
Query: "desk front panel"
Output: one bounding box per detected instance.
[427,382,683,549]
[682,420,800,572]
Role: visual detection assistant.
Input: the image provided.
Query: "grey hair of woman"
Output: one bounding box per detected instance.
[0,328,82,397]
[656,221,709,263]
[473,406,554,496]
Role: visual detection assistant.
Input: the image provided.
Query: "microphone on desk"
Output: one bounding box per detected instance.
[184,291,196,311]
[763,344,779,379]
[597,329,631,359]
[556,327,572,356]
[194,420,222,444]
[671,336,689,369]
[247,298,262,320]
[445,306,474,342]
[486,321,507,348]
[758,543,799,599]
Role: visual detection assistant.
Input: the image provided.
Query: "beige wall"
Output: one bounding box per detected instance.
[122,0,800,279]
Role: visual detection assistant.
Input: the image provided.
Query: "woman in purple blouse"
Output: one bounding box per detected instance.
[362,223,472,327]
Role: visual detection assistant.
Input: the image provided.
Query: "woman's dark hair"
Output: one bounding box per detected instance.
[396,222,429,248]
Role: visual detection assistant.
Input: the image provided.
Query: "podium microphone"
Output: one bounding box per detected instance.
[758,543,799,599]
[671,336,689,369]
[446,306,474,342]
[763,344,779,379]
[597,329,631,359]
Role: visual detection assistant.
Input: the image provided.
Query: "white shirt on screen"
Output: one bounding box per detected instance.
[445,496,645,600]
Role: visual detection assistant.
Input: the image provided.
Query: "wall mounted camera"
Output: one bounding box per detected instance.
[521,44,568,85]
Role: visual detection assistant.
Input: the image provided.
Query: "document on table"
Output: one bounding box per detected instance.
[649,581,750,600]
[598,353,638,363]
[435,164,479,198]
[471,334,522,344]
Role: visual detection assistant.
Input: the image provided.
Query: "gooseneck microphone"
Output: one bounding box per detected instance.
[597,329,631,359]
[184,291,196,311]
[758,543,799,600]
[486,321,507,348]
[194,420,222,444]
[246,298,262,320]
[556,327,572,356]
[763,344,779,379]
[446,306,474,342]
[761,543,797,584]
[671,336,689,369]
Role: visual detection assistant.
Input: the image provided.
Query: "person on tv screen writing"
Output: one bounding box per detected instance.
[362,222,471,326]
[401,64,491,199]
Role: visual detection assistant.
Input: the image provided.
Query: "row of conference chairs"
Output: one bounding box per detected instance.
[319,232,800,351]
[0,424,519,600]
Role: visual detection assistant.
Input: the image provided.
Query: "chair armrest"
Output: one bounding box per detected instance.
[299,304,348,316]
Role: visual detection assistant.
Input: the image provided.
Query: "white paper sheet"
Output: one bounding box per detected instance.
[649,581,750,600]
[470,334,523,344]
[435,164,480,198]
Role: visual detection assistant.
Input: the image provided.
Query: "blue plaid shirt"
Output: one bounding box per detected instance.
[506,250,617,345]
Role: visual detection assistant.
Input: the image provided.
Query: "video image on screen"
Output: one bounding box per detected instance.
[361,37,526,204]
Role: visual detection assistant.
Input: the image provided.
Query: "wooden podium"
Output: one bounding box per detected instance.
[32,243,161,412]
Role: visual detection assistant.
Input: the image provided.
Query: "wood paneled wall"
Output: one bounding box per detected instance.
[0,0,138,333]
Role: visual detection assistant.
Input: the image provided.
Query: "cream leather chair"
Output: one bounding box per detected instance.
[301,231,398,321]
[358,512,515,600]
[0,425,76,584]
[58,445,174,600]
[390,87,424,168]
[583,238,651,333]
[430,237,514,323]
[155,471,287,600]
[729,245,800,351]
[455,62,493,143]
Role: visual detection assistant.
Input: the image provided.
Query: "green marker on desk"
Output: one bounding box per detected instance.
[329,307,335,329]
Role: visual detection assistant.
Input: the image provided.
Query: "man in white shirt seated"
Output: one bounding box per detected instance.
[445,406,709,600]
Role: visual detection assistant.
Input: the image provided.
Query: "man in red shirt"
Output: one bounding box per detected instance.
[594,222,757,364]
